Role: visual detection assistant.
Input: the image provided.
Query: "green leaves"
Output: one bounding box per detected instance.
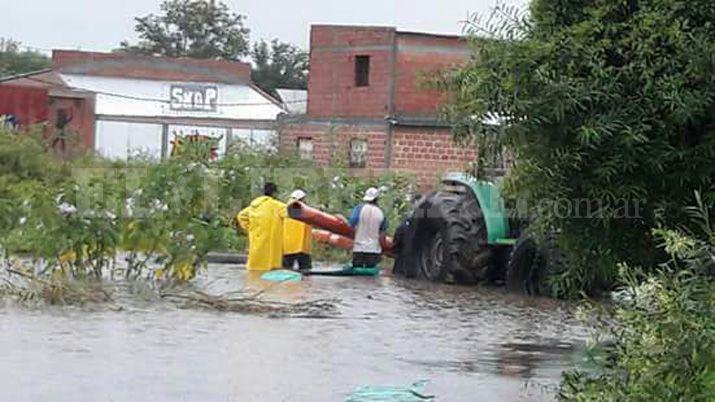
[561,200,715,400]
[0,38,50,78]
[251,39,308,96]
[0,127,416,282]
[119,0,250,61]
[444,0,715,297]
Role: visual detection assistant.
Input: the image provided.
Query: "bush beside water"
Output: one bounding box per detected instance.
[0,128,416,286]
[560,199,715,401]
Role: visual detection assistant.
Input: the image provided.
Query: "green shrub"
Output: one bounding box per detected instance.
[560,197,715,400]
[1,133,416,281]
[0,127,69,237]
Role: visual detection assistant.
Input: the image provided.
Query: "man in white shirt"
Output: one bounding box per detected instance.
[348,187,388,267]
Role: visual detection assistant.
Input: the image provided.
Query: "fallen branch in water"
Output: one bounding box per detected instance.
[3,267,114,306]
[160,290,340,315]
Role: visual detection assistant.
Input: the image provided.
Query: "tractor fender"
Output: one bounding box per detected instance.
[441,172,510,245]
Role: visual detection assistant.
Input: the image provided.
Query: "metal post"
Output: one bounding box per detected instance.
[161,123,169,159]
[226,127,233,153]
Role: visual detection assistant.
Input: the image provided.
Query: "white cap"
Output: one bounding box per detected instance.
[362,187,380,202]
[290,189,307,201]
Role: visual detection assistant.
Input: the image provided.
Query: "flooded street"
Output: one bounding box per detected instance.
[0,264,591,401]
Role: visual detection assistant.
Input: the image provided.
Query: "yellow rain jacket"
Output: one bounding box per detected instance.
[283,217,312,255]
[236,196,287,271]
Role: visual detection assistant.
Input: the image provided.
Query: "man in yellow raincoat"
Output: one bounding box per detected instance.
[283,189,313,271]
[236,182,287,271]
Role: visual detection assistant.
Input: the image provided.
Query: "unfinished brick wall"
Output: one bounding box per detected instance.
[391,126,477,186]
[306,26,470,120]
[394,33,470,118]
[285,25,477,189]
[279,121,477,189]
[279,121,388,169]
[306,26,394,118]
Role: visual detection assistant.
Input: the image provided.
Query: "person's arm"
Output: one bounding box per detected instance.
[277,201,288,220]
[348,205,362,229]
[377,213,389,251]
[236,207,250,232]
[379,215,388,233]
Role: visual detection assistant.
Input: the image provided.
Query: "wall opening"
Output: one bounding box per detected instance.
[349,138,368,168]
[354,55,370,87]
[297,137,314,160]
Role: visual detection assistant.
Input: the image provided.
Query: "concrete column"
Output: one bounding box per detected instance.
[160,123,169,159]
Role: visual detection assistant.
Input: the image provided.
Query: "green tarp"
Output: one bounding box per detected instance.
[259,270,302,282]
[346,381,434,401]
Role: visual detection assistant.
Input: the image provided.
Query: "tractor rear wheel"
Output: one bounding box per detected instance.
[505,232,539,295]
[505,231,564,296]
[410,191,490,283]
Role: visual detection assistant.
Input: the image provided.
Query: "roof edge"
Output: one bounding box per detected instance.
[52,50,252,70]
[248,83,287,111]
[0,68,54,83]
[396,30,465,40]
[311,24,395,31]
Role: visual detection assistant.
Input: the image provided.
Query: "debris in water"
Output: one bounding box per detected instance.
[2,268,114,306]
[160,290,339,316]
[346,380,434,401]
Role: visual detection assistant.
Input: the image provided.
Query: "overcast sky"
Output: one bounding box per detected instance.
[1,0,527,54]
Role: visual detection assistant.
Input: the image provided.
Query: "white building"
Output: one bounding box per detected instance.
[1,50,285,160]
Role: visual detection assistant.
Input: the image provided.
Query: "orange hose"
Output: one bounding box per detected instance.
[289,201,395,256]
[312,229,354,250]
[287,202,354,238]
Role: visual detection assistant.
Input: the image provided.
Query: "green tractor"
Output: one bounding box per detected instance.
[392,172,560,295]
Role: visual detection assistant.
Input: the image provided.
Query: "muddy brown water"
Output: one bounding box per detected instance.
[0,263,591,401]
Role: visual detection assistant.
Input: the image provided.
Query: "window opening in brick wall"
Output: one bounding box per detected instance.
[355,55,370,87]
[297,137,314,160]
[349,138,368,168]
[483,145,509,177]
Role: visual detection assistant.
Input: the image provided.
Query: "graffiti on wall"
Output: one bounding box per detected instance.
[170,129,223,160]
[0,114,19,130]
[169,85,219,112]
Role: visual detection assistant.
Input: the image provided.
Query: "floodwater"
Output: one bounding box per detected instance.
[0,264,591,401]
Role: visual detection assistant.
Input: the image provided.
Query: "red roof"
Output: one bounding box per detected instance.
[52,50,252,84]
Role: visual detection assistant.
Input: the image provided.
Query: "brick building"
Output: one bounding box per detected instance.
[0,50,284,159]
[279,25,477,187]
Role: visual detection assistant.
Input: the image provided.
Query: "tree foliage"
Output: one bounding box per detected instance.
[118,1,308,97]
[251,39,308,96]
[119,0,250,60]
[0,39,50,78]
[443,0,715,297]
